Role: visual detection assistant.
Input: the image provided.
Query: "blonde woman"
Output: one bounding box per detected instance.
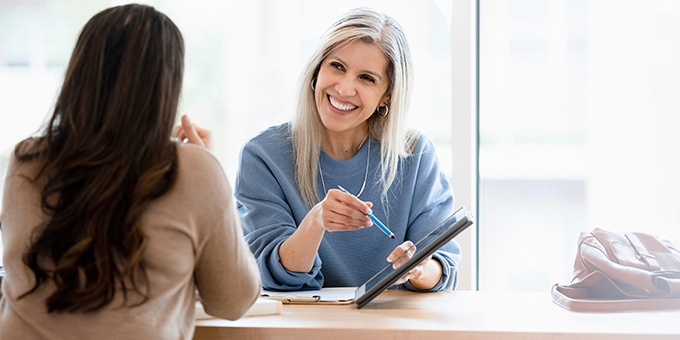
[232,7,461,292]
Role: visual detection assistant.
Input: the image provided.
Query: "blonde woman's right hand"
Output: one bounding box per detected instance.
[314,188,373,232]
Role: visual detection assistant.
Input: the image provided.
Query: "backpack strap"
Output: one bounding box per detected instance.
[626,232,661,270]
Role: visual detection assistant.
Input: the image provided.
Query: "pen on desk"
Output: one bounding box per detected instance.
[338,185,395,239]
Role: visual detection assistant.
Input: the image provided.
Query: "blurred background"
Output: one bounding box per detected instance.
[1,0,679,292]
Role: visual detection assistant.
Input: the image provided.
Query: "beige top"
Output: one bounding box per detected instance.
[0,143,261,340]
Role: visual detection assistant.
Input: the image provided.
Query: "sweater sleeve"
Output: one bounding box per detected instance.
[187,146,262,320]
[402,135,461,292]
[234,130,324,291]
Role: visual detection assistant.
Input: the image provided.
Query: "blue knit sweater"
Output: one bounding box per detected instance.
[234,123,461,291]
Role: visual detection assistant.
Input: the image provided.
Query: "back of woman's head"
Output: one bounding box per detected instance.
[16,4,184,313]
[55,3,184,155]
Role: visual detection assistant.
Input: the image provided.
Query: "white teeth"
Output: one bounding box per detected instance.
[329,96,357,111]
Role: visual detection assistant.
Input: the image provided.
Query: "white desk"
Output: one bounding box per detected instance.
[194,290,680,339]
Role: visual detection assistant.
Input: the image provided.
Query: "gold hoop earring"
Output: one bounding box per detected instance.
[378,105,389,117]
[311,78,317,91]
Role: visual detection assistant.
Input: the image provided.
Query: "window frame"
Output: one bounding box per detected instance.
[450,0,479,291]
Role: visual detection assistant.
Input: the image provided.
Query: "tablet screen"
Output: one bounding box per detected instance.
[354,206,473,308]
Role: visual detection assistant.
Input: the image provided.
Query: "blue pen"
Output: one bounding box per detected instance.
[338,185,395,239]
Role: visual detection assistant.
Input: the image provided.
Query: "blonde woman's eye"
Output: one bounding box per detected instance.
[360,74,376,83]
[329,61,344,71]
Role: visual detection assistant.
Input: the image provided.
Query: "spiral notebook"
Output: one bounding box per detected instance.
[260,287,355,305]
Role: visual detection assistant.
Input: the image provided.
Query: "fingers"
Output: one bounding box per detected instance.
[334,188,372,215]
[172,124,183,140]
[180,115,204,146]
[392,262,424,286]
[387,241,415,268]
[393,275,409,286]
[393,266,424,286]
[318,189,372,232]
[389,244,425,286]
[173,115,213,149]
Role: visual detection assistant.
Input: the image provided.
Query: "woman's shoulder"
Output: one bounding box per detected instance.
[405,129,435,154]
[174,143,234,200]
[247,122,291,144]
[243,122,293,155]
[176,143,225,176]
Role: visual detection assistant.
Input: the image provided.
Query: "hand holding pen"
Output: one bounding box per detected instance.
[338,186,395,239]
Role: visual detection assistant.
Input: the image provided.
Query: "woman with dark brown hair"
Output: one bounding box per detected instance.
[0,4,260,339]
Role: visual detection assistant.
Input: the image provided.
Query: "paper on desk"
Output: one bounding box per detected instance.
[195,298,282,320]
[260,287,356,304]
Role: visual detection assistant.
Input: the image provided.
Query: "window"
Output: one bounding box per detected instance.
[0,0,454,265]
[479,0,680,291]
[0,0,453,183]
[9,0,675,294]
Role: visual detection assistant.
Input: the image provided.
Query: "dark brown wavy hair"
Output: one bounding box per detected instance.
[14,4,184,313]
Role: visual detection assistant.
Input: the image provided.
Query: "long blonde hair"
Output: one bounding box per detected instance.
[291,7,417,209]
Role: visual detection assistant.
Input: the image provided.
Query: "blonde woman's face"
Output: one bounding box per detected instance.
[314,40,390,135]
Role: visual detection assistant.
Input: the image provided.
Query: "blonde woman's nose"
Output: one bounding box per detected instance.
[335,76,357,97]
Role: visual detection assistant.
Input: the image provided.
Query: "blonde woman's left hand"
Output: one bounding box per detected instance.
[387,241,439,288]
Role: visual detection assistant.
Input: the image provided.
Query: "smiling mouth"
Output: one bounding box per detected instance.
[328,95,358,112]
